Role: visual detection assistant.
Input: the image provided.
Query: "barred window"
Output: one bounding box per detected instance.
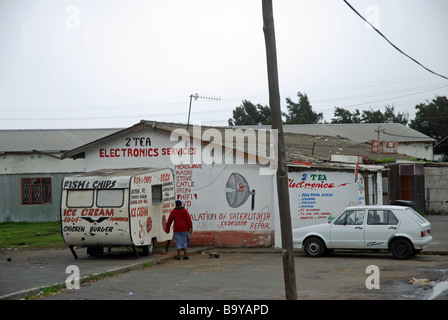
[21,178,52,205]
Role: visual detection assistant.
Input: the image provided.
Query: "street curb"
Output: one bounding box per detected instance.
[0,246,213,300]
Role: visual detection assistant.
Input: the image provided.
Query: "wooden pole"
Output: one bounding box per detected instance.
[262,0,297,300]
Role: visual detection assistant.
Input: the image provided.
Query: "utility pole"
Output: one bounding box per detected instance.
[262,0,297,300]
[374,125,384,142]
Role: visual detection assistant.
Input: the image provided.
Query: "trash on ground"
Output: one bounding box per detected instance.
[204,251,220,258]
[408,277,431,285]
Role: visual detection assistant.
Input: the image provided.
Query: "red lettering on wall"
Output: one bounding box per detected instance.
[99,148,160,158]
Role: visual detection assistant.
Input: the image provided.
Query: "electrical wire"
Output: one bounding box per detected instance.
[382,130,433,139]
[311,84,448,104]
[315,84,448,112]
[342,0,448,81]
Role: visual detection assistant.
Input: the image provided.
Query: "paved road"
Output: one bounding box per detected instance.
[0,215,447,300]
[39,250,448,301]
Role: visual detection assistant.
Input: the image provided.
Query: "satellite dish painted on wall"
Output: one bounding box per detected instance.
[225,173,256,210]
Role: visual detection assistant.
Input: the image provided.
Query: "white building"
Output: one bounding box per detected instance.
[62,120,385,248]
[0,129,119,221]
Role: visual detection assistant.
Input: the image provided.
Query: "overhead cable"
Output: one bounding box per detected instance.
[342,0,448,81]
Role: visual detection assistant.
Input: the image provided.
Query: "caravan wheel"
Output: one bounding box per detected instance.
[87,246,104,256]
[142,238,155,256]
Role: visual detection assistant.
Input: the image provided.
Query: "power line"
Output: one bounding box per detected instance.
[342,0,448,81]
[311,84,448,105]
[315,84,448,112]
[382,130,431,139]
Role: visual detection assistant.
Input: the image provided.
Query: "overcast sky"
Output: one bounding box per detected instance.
[1,0,447,130]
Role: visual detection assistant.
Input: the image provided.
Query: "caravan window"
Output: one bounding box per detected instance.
[67,190,93,208]
[97,189,124,208]
[152,185,162,203]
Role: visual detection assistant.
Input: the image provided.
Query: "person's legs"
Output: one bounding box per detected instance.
[173,232,183,260]
[173,232,190,260]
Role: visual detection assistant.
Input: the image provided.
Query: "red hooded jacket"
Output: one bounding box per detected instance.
[165,206,193,233]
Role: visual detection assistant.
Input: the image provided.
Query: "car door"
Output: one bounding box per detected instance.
[364,209,399,249]
[330,209,366,248]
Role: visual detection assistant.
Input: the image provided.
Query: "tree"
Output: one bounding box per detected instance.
[360,108,387,123]
[331,105,408,125]
[410,96,448,155]
[383,105,409,124]
[331,107,361,123]
[228,100,271,126]
[285,92,323,124]
[228,92,323,125]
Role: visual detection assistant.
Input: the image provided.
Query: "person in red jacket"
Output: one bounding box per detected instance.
[165,200,193,260]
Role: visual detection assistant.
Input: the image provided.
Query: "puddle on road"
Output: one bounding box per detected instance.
[425,279,448,300]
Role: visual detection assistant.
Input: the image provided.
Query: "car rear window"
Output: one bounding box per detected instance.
[404,208,426,224]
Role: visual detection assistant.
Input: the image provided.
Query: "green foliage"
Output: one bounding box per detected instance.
[331,105,409,124]
[228,91,323,125]
[332,107,361,123]
[0,221,64,249]
[374,158,395,163]
[228,100,271,126]
[410,96,448,155]
[284,92,323,124]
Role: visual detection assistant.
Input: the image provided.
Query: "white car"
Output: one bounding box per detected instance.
[292,205,432,260]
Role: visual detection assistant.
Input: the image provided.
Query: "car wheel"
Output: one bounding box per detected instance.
[391,239,413,260]
[304,237,325,257]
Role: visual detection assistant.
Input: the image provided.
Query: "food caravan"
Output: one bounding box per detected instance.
[61,167,175,258]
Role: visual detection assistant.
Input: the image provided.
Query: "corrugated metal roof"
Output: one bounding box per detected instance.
[0,129,121,153]
[283,123,436,143]
[60,120,413,163]
[239,123,436,143]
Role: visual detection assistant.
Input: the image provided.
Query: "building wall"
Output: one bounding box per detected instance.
[0,153,85,174]
[424,166,448,215]
[76,128,387,248]
[82,129,277,247]
[0,172,81,222]
[0,153,86,222]
[398,143,433,160]
[273,168,383,247]
[288,170,365,229]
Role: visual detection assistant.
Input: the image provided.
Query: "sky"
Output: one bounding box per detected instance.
[0,0,447,130]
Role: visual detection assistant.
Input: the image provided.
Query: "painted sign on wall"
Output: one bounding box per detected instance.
[288,171,365,228]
